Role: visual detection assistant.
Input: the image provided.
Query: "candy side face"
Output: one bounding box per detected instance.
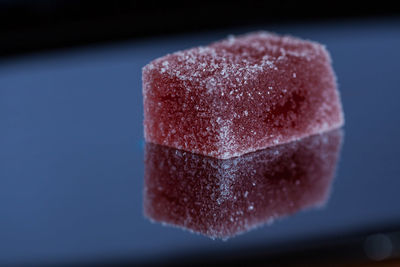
[143,32,344,159]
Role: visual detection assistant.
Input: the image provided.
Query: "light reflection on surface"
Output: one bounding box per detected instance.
[144,129,343,240]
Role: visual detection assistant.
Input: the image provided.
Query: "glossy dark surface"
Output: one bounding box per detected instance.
[1,19,400,265]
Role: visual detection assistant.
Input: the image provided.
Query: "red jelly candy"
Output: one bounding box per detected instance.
[143,32,344,159]
[144,129,342,239]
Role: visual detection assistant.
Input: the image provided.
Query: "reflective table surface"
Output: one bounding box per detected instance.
[1,19,400,265]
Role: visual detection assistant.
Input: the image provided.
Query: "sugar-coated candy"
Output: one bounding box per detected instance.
[143,32,344,158]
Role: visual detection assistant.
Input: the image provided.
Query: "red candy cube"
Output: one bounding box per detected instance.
[143,32,344,159]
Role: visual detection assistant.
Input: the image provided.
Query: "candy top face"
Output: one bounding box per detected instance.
[143,32,343,159]
[144,32,327,92]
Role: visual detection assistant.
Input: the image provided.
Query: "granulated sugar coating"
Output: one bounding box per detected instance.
[144,129,342,239]
[143,32,344,159]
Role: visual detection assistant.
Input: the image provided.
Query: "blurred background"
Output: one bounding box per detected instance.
[1,1,400,266]
[1,0,400,58]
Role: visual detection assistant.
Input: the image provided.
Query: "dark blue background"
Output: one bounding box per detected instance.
[1,19,400,265]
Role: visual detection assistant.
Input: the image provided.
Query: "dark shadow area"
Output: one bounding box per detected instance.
[54,223,400,266]
[1,0,400,58]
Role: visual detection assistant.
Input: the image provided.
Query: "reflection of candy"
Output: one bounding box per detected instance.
[143,129,343,240]
[143,32,344,159]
